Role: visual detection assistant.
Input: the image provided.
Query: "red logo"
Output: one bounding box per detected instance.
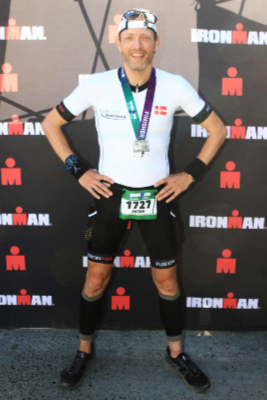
[6,246,26,271]
[108,14,121,43]
[220,161,240,189]
[222,67,243,96]
[1,158,21,185]
[216,249,236,274]
[155,106,167,116]
[232,23,247,44]
[120,250,134,268]
[58,103,65,113]
[111,287,130,310]
[0,63,18,92]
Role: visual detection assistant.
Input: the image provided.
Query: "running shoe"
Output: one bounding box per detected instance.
[60,345,95,390]
[164,347,210,393]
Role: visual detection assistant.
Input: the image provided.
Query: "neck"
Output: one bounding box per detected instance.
[123,63,152,86]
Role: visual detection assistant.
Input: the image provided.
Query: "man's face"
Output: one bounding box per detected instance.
[116,28,160,72]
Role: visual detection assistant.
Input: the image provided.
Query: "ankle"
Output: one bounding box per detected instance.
[79,341,92,354]
[169,347,182,359]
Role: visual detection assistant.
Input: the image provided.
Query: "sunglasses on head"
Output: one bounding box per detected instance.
[123,10,158,25]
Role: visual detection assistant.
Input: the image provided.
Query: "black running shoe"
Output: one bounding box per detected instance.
[164,348,210,393]
[60,345,95,390]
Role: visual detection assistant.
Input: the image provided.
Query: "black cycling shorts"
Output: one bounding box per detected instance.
[86,183,179,269]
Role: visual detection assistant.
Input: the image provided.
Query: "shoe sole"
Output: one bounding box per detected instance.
[59,355,96,391]
[163,355,210,393]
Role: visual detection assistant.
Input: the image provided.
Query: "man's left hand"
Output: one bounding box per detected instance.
[154,172,194,203]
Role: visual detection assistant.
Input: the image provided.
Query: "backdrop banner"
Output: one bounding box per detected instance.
[0,0,266,331]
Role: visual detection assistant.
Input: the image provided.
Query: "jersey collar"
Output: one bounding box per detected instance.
[118,68,149,93]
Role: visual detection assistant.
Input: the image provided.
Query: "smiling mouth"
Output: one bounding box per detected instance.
[131,53,145,58]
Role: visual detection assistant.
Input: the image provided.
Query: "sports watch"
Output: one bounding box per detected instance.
[65,155,78,171]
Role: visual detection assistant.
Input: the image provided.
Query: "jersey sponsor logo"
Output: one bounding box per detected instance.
[100,109,127,120]
[83,250,151,268]
[191,122,267,140]
[0,19,47,41]
[87,252,113,262]
[189,211,265,230]
[0,207,52,226]
[0,116,45,136]
[187,293,260,310]
[154,258,177,268]
[0,289,54,306]
[154,106,167,116]
[191,24,267,45]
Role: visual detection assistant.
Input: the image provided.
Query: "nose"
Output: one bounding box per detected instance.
[132,37,143,49]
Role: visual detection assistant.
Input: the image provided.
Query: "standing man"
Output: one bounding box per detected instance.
[43,9,226,393]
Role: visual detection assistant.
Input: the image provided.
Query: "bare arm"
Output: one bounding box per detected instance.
[155,111,227,202]
[42,108,114,199]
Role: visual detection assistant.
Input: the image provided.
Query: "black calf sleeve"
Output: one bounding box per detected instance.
[158,291,182,342]
[79,290,103,341]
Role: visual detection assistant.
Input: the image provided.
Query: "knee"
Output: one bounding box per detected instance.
[153,275,178,294]
[85,270,110,294]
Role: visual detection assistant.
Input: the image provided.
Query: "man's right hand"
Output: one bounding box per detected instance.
[78,169,114,199]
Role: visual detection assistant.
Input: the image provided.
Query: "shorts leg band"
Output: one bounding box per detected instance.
[79,290,103,341]
[158,291,182,342]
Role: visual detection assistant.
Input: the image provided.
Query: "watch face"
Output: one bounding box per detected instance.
[65,155,77,169]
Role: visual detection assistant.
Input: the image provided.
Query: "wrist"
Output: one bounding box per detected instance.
[65,155,89,180]
[183,158,206,181]
[183,172,195,183]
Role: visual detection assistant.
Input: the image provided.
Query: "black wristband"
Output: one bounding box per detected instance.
[69,159,90,180]
[183,158,206,181]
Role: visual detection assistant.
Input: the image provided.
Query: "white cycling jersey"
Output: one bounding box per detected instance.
[63,68,206,187]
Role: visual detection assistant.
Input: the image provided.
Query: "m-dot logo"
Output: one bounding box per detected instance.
[0,289,54,306]
[0,18,47,40]
[191,24,267,45]
[0,115,45,135]
[191,120,267,140]
[189,210,265,230]
[0,207,52,226]
[187,293,260,310]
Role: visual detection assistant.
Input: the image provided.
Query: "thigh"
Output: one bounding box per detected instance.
[137,199,178,269]
[86,187,128,263]
[151,264,178,288]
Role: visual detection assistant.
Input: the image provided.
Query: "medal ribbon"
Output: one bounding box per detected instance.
[120,67,156,140]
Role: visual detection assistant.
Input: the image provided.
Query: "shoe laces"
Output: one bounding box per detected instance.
[67,351,87,374]
[176,353,201,377]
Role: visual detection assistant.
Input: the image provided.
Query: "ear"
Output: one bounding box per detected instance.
[154,35,160,53]
[116,35,122,52]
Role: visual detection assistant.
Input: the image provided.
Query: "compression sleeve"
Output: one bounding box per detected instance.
[175,76,212,123]
[56,101,75,122]
[193,103,212,124]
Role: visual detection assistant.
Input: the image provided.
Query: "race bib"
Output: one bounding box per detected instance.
[120,189,158,220]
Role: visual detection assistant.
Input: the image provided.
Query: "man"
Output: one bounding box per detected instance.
[42,9,226,393]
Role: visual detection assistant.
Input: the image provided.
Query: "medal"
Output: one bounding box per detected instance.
[133,140,150,158]
[120,67,156,159]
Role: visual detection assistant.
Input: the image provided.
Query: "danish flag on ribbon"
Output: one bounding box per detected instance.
[155,106,167,116]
